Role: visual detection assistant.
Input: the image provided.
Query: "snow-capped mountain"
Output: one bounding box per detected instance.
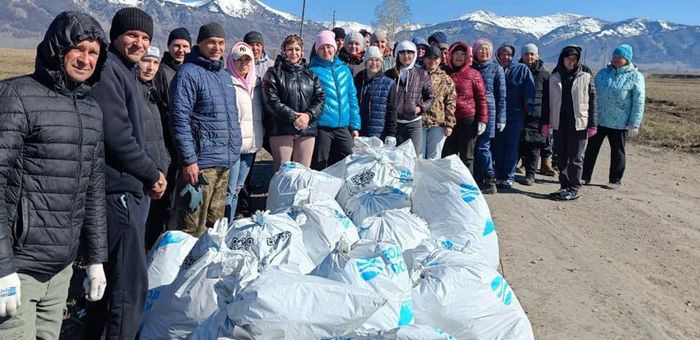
[1,2,699,70]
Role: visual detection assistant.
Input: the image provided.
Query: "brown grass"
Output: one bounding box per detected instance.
[1,49,697,153]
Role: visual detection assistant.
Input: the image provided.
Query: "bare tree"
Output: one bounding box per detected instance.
[373,0,411,41]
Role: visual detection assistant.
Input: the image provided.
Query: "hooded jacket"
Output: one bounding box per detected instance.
[594,63,645,130]
[472,57,506,138]
[262,55,325,137]
[519,58,551,121]
[498,44,536,121]
[354,69,398,138]
[446,42,488,123]
[0,11,108,280]
[309,55,361,130]
[231,72,265,154]
[385,41,435,122]
[169,45,242,168]
[423,66,457,128]
[543,50,597,131]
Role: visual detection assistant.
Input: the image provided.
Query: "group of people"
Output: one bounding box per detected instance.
[0,6,645,340]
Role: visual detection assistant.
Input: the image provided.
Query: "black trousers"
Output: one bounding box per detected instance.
[85,193,148,340]
[144,162,177,251]
[312,126,354,170]
[554,128,588,193]
[583,126,628,184]
[521,141,540,177]
[442,116,478,173]
[396,120,423,155]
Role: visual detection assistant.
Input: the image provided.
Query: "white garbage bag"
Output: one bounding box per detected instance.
[226,210,315,274]
[228,270,387,339]
[344,187,412,226]
[143,231,197,324]
[266,161,343,213]
[343,324,455,339]
[140,219,260,340]
[412,156,500,269]
[324,137,416,207]
[289,188,360,265]
[313,239,414,332]
[359,208,430,253]
[411,248,534,340]
[189,309,254,340]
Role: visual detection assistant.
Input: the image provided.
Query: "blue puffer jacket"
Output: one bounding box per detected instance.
[170,46,241,168]
[595,63,645,129]
[309,55,361,130]
[501,61,535,121]
[473,59,506,138]
[354,69,397,138]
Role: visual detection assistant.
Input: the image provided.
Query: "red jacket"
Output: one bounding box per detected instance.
[445,42,488,123]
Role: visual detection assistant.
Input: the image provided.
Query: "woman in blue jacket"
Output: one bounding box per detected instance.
[309,30,361,170]
[583,44,645,189]
[472,38,506,194]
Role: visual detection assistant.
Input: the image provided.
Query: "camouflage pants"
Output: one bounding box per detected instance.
[170,167,229,237]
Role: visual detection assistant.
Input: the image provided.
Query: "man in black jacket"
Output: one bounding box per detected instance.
[0,11,108,339]
[84,7,166,340]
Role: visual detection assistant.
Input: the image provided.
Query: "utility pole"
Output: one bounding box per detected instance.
[332,10,336,27]
[300,0,307,36]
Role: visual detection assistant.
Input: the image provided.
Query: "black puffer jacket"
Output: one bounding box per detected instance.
[0,11,108,280]
[140,80,171,173]
[262,55,325,137]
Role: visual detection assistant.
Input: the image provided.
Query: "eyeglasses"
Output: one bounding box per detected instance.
[398,50,415,55]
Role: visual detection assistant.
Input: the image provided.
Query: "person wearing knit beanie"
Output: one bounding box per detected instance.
[332,27,346,54]
[345,31,365,51]
[612,44,633,64]
[339,30,366,75]
[197,22,226,44]
[521,43,539,57]
[354,45,398,145]
[110,7,153,63]
[196,22,226,62]
[364,46,383,64]
[315,30,337,55]
[472,38,494,60]
[165,27,191,66]
[428,31,447,47]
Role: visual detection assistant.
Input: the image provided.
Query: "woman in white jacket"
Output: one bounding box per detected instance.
[225,42,264,218]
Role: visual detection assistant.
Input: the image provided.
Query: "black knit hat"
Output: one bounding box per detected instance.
[561,45,582,59]
[332,27,346,39]
[197,22,226,43]
[243,31,263,45]
[168,27,191,46]
[424,45,442,59]
[109,7,153,42]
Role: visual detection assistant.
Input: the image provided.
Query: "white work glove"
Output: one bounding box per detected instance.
[83,264,107,302]
[497,122,506,132]
[477,122,487,136]
[628,127,639,137]
[384,136,397,147]
[0,272,21,317]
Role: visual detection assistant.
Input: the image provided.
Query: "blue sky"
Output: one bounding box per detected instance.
[261,0,699,26]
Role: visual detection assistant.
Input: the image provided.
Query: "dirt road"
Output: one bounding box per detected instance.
[489,142,700,339]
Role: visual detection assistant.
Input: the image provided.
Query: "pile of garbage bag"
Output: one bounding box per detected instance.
[140,137,534,339]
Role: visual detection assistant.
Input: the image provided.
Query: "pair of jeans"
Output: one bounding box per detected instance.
[442,117,478,173]
[0,265,73,340]
[396,120,423,155]
[474,133,495,180]
[85,192,148,340]
[582,126,628,184]
[226,153,255,219]
[420,126,447,159]
[494,119,524,182]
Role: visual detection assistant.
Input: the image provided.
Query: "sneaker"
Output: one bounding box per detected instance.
[498,180,514,189]
[549,188,568,197]
[552,189,580,201]
[521,175,535,186]
[603,182,621,190]
[581,179,590,185]
[480,177,497,194]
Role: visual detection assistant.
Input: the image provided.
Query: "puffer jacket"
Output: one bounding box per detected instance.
[309,55,361,130]
[233,76,265,153]
[0,11,108,280]
[498,47,535,121]
[140,80,171,172]
[263,55,325,137]
[472,58,506,138]
[170,46,242,168]
[385,63,435,122]
[423,67,457,128]
[446,42,488,124]
[595,63,645,129]
[543,62,597,131]
[338,48,366,76]
[354,69,398,138]
[519,59,551,121]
